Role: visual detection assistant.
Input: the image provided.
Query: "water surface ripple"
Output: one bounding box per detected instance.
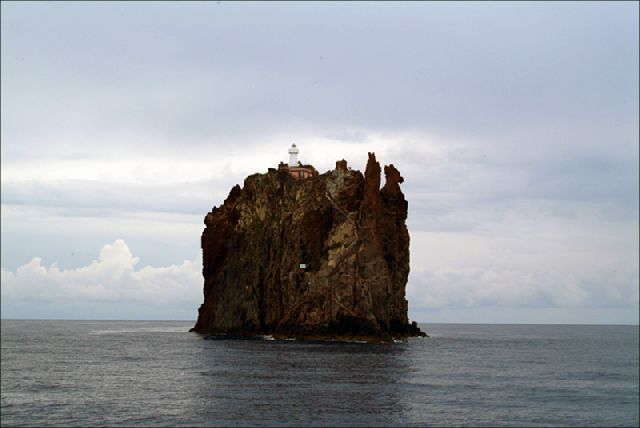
[1,321,638,427]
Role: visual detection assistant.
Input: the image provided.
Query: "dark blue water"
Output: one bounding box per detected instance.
[1,321,638,427]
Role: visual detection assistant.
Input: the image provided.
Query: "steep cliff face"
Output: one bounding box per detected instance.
[191,153,425,341]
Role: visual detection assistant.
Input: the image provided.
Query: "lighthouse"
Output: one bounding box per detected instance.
[288,144,300,166]
[278,144,317,180]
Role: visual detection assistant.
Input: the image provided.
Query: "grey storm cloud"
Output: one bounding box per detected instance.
[1,1,638,323]
[2,2,637,155]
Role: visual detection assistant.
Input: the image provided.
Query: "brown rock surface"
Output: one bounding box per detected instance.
[191,153,426,341]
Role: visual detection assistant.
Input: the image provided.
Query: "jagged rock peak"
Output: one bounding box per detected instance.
[191,152,426,342]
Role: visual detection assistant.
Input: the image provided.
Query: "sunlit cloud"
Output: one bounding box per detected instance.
[1,240,202,319]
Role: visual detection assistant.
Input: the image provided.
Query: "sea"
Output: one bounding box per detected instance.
[1,321,638,427]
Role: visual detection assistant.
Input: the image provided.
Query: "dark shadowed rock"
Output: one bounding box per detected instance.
[191,152,426,342]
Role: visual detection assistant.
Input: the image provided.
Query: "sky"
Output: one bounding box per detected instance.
[1,1,638,324]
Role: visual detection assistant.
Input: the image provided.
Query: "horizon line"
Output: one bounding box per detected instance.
[1,318,638,327]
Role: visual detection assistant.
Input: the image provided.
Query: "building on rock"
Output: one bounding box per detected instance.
[278,144,318,180]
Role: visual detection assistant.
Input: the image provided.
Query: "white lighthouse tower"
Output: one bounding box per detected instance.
[280,143,316,180]
[288,144,300,166]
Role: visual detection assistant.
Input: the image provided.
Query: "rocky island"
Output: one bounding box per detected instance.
[191,145,426,342]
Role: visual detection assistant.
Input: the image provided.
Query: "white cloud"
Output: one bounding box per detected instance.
[1,239,203,319]
[2,231,637,323]
[407,224,639,317]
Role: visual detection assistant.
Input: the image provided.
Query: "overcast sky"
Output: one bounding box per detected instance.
[1,1,638,324]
